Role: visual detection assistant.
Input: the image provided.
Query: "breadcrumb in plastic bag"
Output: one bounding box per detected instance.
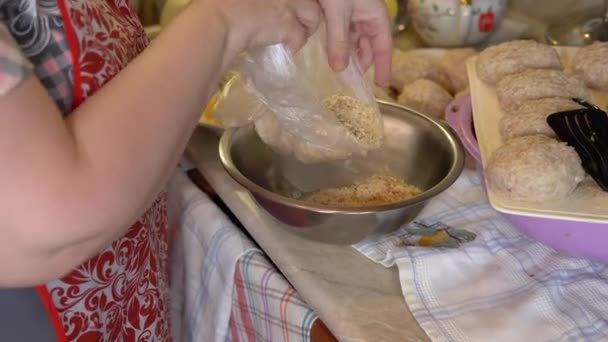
[216,28,384,164]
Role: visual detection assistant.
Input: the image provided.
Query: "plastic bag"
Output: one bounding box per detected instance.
[216,28,384,164]
[211,72,270,128]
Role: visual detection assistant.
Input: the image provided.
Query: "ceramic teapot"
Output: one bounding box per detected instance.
[409,0,507,47]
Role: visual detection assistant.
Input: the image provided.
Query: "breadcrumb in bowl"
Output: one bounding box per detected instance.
[219,101,464,244]
[302,173,422,207]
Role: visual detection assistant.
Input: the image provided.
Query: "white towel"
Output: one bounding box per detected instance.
[354,169,608,342]
[167,170,257,342]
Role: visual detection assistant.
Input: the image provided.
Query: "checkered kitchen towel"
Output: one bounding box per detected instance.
[228,250,318,342]
[168,170,317,342]
[354,169,608,342]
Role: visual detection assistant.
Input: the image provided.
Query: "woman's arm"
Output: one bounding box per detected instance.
[0,1,320,286]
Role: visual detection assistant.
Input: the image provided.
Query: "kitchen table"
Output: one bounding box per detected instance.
[185,128,429,341]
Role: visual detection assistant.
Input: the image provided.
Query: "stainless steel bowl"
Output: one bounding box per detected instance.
[219,101,464,244]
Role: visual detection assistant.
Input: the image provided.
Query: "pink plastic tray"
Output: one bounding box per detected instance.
[445,95,608,263]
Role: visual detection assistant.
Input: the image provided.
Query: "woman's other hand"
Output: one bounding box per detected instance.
[317,0,393,87]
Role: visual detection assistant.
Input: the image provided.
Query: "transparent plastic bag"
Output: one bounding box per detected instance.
[218,29,384,164]
[212,72,270,128]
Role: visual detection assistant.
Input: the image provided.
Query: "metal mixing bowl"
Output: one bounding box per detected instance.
[218,101,464,244]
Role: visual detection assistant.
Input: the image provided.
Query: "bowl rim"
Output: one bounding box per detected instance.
[218,100,465,214]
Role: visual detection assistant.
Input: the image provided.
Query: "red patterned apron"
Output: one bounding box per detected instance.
[1,1,171,340]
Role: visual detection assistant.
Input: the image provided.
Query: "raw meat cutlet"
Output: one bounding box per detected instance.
[391,49,452,93]
[496,69,590,112]
[573,41,608,90]
[486,135,585,203]
[499,98,584,139]
[476,40,562,85]
[438,48,477,93]
[499,112,557,139]
[504,97,583,116]
[397,79,453,119]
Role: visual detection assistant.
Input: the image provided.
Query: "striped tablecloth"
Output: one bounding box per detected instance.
[168,169,318,342]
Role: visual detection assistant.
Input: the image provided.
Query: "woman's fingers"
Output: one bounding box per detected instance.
[289,0,322,35]
[351,0,393,86]
[317,0,393,86]
[351,24,372,71]
[284,13,310,52]
[357,35,374,71]
[368,21,392,87]
[318,0,353,71]
[208,0,322,58]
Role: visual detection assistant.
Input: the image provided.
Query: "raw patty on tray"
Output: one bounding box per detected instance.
[573,41,608,90]
[397,79,453,119]
[499,98,583,139]
[499,113,557,139]
[504,97,583,116]
[391,49,452,93]
[476,40,562,85]
[455,87,470,98]
[495,69,591,111]
[485,135,585,203]
[438,48,477,93]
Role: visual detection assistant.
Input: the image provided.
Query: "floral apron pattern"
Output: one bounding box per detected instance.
[1,1,170,340]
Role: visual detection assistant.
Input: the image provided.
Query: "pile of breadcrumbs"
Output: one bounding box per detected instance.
[303,173,421,207]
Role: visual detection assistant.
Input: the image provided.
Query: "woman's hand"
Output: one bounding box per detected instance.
[317,0,393,87]
[200,0,322,61]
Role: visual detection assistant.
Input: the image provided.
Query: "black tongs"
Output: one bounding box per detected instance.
[547,98,608,191]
